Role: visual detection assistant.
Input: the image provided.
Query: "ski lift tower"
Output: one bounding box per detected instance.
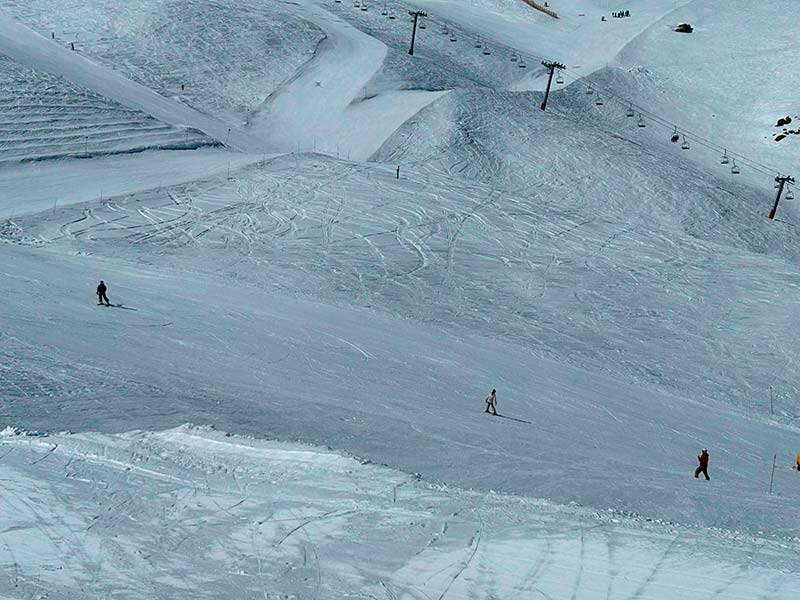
[408,10,427,55]
[540,60,566,111]
[769,174,795,219]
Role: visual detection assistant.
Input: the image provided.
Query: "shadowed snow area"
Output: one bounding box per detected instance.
[1,0,800,597]
[0,9,264,151]
[0,55,217,164]
[0,0,324,121]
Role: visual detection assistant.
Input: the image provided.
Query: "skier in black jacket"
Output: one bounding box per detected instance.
[96,280,110,306]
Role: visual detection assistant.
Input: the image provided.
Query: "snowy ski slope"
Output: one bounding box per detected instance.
[1,425,796,599]
[1,0,800,597]
[5,153,800,535]
[615,0,800,175]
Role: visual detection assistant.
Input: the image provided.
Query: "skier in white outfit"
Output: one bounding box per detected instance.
[485,389,498,415]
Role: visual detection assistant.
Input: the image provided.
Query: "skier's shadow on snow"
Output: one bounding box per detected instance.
[115,305,137,311]
[99,304,138,311]
[495,414,532,425]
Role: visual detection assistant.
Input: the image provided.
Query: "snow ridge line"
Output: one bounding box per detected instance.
[0,9,263,152]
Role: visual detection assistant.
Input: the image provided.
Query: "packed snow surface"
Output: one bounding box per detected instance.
[1,0,800,597]
[4,155,800,541]
[1,425,797,599]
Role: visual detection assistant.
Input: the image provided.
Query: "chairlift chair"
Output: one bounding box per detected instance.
[389,8,395,18]
[419,19,426,29]
[518,59,527,68]
[381,6,387,15]
[681,136,690,150]
[595,95,604,106]
[556,71,564,84]
[786,188,795,200]
[361,2,367,10]
[441,25,448,34]
[720,149,729,164]
[483,46,491,55]
[637,114,646,127]
[730,160,740,174]
[474,38,481,48]
[510,52,518,62]
[354,0,360,6]
[626,104,634,117]
[450,33,457,42]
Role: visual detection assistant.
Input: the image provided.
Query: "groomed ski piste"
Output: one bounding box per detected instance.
[1,0,799,598]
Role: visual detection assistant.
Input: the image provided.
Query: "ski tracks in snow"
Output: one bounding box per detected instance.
[0,428,797,599]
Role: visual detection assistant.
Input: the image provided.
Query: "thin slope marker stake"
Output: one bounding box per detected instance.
[769,453,777,494]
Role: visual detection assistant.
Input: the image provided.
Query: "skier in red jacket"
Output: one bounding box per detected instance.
[694,448,710,480]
